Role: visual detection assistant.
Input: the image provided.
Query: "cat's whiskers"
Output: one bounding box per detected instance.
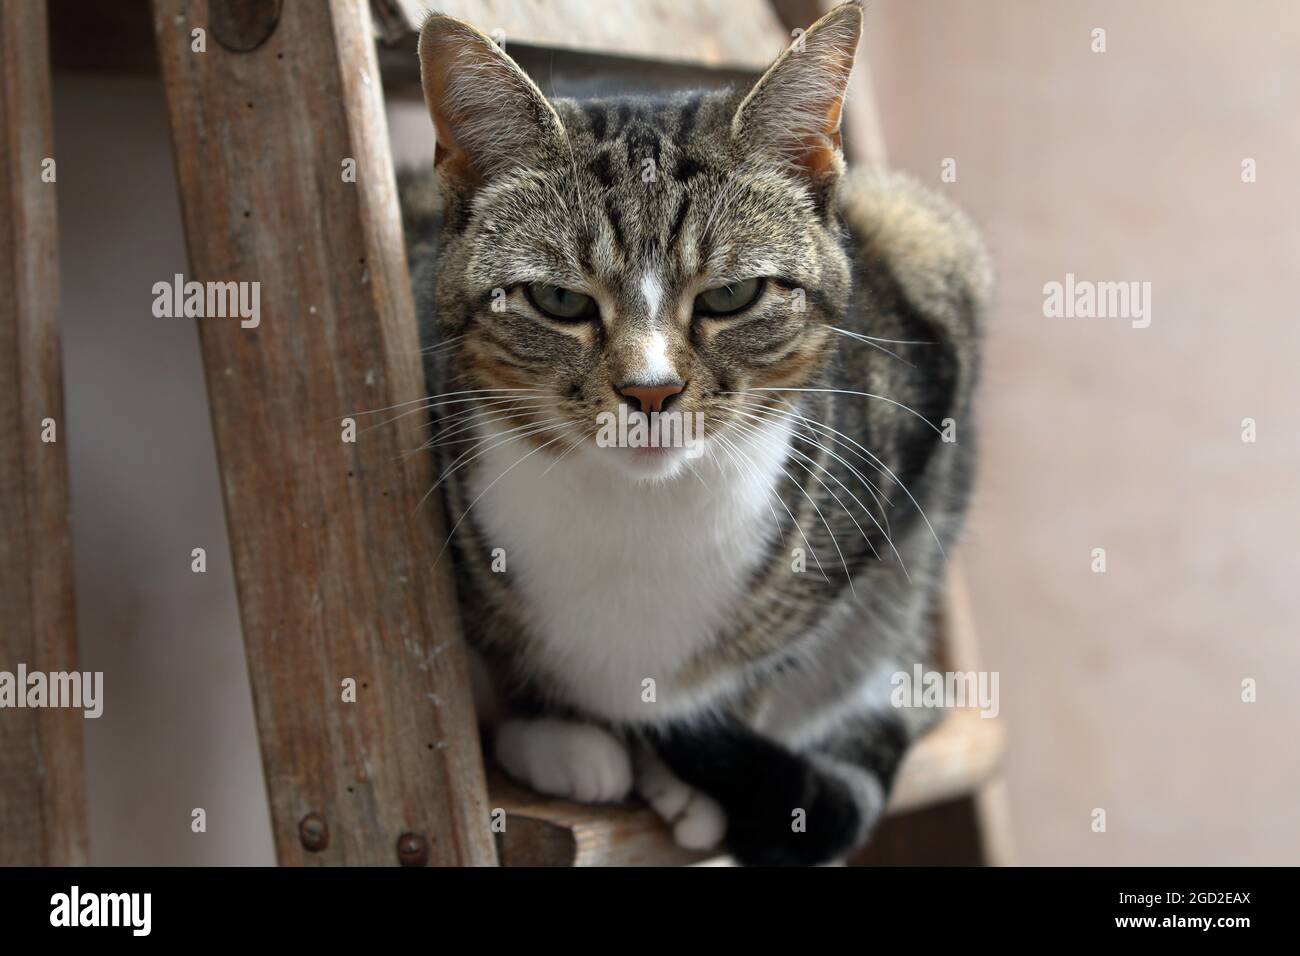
[727,409,889,561]
[428,416,568,497]
[364,390,551,434]
[728,396,930,573]
[731,393,904,519]
[539,423,597,478]
[726,391,904,498]
[424,393,552,426]
[348,387,547,433]
[432,424,574,565]
[827,326,916,367]
[400,400,552,461]
[735,412,914,580]
[346,386,545,418]
[697,442,727,498]
[416,333,467,355]
[831,330,935,346]
[727,389,947,560]
[709,430,788,553]
[741,387,945,437]
[681,453,712,493]
[728,396,890,512]
[383,334,468,359]
[755,393,944,559]
[741,403,904,570]
[726,414,885,573]
[721,419,854,592]
[414,418,569,518]
[418,396,553,445]
[712,430,830,584]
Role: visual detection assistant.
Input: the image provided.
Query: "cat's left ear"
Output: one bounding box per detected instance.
[417,14,566,192]
[732,1,863,192]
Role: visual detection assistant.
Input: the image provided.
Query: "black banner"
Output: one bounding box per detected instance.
[0,866,1280,942]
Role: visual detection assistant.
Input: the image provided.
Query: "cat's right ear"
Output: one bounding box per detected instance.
[417,14,566,192]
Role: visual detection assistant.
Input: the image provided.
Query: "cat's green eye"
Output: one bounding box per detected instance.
[694,278,765,316]
[525,282,598,321]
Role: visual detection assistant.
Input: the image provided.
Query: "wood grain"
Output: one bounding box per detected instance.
[376,0,791,70]
[490,770,709,867]
[0,0,89,866]
[152,0,495,865]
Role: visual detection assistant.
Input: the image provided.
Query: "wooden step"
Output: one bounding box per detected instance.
[372,0,790,70]
[490,706,1005,866]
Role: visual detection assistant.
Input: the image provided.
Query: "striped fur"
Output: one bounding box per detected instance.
[400,2,990,864]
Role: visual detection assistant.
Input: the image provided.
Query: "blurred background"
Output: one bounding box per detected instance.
[46,0,1299,864]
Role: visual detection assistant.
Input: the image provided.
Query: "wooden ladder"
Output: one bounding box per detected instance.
[1,0,1009,867]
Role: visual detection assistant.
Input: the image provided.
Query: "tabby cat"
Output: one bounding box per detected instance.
[399,1,990,865]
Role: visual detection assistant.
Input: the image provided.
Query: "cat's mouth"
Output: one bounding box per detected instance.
[579,406,708,481]
[625,441,690,464]
[605,442,696,481]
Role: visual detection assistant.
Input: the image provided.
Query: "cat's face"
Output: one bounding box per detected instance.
[419,4,863,480]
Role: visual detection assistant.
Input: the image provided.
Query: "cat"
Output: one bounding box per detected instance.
[398,0,990,865]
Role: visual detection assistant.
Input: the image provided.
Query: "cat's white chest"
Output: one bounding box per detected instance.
[465,419,792,723]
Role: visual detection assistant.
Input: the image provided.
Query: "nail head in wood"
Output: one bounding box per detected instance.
[397,832,429,867]
[298,813,329,853]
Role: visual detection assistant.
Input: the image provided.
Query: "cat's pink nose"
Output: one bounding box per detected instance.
[616,381,685,413]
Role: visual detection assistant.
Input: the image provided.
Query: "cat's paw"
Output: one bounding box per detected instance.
[495,718,633,803]
[634,746,727,851]
[725,758,882,866]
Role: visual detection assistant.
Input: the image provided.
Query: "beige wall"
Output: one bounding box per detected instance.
[54,72,271,864]
[865,0,1300,864]
[54,1,1298,864]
